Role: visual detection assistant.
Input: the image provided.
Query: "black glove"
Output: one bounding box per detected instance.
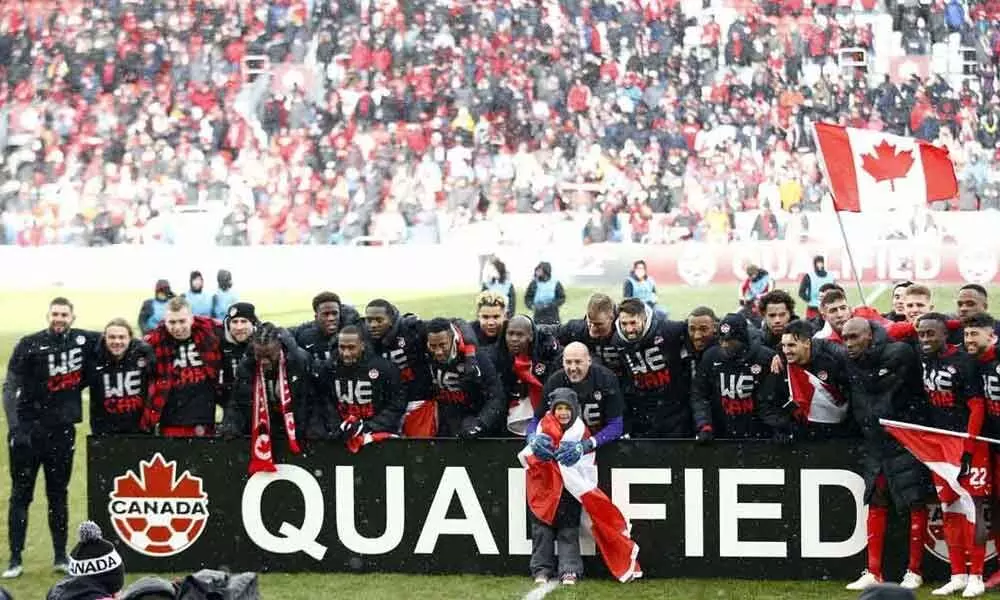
[695,428,713,444]
[771,430,794,445]
[458,420,485,440]
[960,451,973,478]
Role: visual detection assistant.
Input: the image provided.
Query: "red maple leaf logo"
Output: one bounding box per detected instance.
[861,140,914,192]
[112,453,205,499]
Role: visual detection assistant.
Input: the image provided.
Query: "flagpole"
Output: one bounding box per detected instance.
[811,122,867,307]
[880,418,1000,446]
[834,209,867,306]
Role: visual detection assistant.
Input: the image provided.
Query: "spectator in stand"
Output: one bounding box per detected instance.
[0,0,995,248]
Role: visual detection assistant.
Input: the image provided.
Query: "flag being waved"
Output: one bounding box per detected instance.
[814,123,958,212]
[880,419,996,526]
[519,414,642,582]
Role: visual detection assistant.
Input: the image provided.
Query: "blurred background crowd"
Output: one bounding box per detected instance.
[0,0,997,247]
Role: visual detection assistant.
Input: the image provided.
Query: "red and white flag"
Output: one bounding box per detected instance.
[519,416,642,583]
[787,363,848,424]
[814,123,958,212]
[881,419,975,525]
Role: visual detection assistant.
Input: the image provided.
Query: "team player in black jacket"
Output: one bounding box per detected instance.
[87,318,155,435]
[424,318,504,438]
[614,298,688,437]
[362,300,431,436]
[216,303,258,411]
[538,342,624,447]
[776,320,855,441]
[493,316,562,435]
[290,291,362,362]
[691,313,781,441]
[555,293,623,377]
[471,291,508,350]
[915,313,988,596]
[841,317,933,592]
[3,297,99,578]
[316,326,406,442]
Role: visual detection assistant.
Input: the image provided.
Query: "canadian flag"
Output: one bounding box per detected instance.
[786,363,848,424]
[519,415,642,583]
[813,123,958,212]
[881,419,976,525]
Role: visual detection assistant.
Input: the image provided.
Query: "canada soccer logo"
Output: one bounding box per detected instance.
[108,453,209,557]
[925,504,996,563]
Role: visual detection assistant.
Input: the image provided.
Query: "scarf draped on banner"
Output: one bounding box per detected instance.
[518,414,642,582]
[340,415,398,454]
[248,350,301,474]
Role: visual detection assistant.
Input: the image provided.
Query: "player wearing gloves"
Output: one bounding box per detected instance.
[494,316,562,436]
[316,326,406,444]
[424,318,504,438]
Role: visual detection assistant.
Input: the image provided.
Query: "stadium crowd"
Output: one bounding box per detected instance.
[0,0,999,246]
[5,247,1000,594]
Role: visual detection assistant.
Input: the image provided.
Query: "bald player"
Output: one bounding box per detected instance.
[532,342,624,447]
[841,317,933,592]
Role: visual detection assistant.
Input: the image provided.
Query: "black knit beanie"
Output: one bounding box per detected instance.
[68,521,125,595]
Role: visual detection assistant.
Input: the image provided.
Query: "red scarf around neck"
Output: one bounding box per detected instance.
[512,353,544,411]
[248,350,301,474]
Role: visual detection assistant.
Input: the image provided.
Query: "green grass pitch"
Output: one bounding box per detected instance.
[0,283,985,598]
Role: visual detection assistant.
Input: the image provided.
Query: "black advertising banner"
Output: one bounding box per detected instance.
[88,437,967,580]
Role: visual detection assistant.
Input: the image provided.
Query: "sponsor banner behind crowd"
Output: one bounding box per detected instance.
[87,436,960,581]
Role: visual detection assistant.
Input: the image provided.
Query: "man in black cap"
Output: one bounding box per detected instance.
[46,521,125,600]
[184,271,213,317]
[211,269,238,321]
[691,313,784,441]
[217,303,259,411]
[137,279,174,335]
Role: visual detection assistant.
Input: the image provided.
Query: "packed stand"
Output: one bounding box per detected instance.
[0,0,997,246]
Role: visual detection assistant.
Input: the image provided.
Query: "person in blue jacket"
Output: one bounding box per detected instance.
[623,260,667,317]
[184,271,214,317]
[137,279,174,335]
[524,262,566,325]
[481,256,516,318]
[212,269,238,320]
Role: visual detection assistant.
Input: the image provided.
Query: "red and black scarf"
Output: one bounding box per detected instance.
[512,354,544,411]
[248,349,301,474]
[145,316,221,425]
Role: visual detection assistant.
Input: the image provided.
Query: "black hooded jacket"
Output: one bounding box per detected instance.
[87,338,155,434]
[691,319,781,439]
[846,333,932,506]
[366,302,433,408]
[316,345,406,434]
[492,319,563,414]
[524,261,566,325]
[471,320,502,350]
[426,321,505,436]
[612,305,688,436]
[220,328,319,440]
[777,338,859,440]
